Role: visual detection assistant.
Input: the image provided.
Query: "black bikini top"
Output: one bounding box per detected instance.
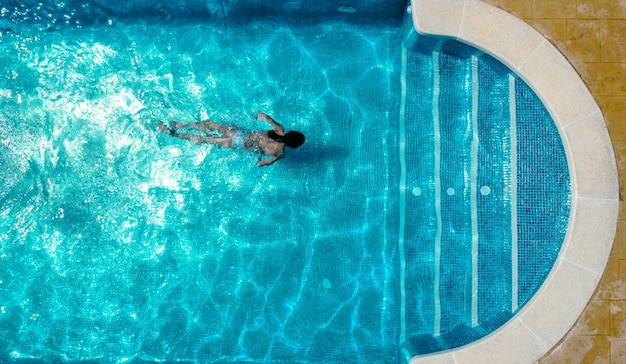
[267,130,284,143]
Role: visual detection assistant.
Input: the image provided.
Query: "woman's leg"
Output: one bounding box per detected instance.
[163,120,235,137]
[168,131,232,147]
[157,121,235,148]
[196,120,233,135]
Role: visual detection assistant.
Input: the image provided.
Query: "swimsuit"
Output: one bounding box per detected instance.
[231,130,262,153]
[231,130,246,149]
[231,130,284,153]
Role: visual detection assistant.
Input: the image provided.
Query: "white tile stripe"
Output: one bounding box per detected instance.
[509,74,519,312]
[433,49,442,337]
[398,45,408,345]
[470,55,480,327]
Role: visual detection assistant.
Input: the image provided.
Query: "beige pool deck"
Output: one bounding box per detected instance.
[487,2,626,362]
[407,0,624,362]
[492,2,626,362]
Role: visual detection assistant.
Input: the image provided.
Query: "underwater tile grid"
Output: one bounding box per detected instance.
[483,0,626,362]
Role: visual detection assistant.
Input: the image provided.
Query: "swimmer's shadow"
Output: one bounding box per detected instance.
[283,145,350,165]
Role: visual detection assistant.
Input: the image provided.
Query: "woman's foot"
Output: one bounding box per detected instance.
[256,111,268,121]
[157,122,176,135]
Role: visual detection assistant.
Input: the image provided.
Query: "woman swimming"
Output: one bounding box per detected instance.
[157,112,305,167]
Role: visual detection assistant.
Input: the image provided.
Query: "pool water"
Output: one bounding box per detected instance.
[0,2,571,363]
[0,11,403,363]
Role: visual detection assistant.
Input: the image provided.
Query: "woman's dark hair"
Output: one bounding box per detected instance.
[283,131,305,148]
[269,130,305,148]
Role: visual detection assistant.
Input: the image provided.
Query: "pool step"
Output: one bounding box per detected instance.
[404,310,514,356]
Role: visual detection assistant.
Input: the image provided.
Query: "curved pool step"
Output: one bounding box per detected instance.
[404,310,514,356]
[400,35,571,358]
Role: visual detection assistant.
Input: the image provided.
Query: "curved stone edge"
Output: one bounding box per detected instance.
[408,0,619,363]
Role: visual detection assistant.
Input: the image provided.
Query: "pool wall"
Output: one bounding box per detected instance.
[0,0,408,24]
[407,0,619,362]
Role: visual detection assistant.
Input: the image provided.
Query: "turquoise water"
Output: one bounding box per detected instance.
[0,16,402,363]
[0,3,572,363]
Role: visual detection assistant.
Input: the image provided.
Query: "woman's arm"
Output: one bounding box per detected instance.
[256,112,285,135]
[257,149,285,167]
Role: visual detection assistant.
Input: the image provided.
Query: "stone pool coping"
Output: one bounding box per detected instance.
[407,0,619,363]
